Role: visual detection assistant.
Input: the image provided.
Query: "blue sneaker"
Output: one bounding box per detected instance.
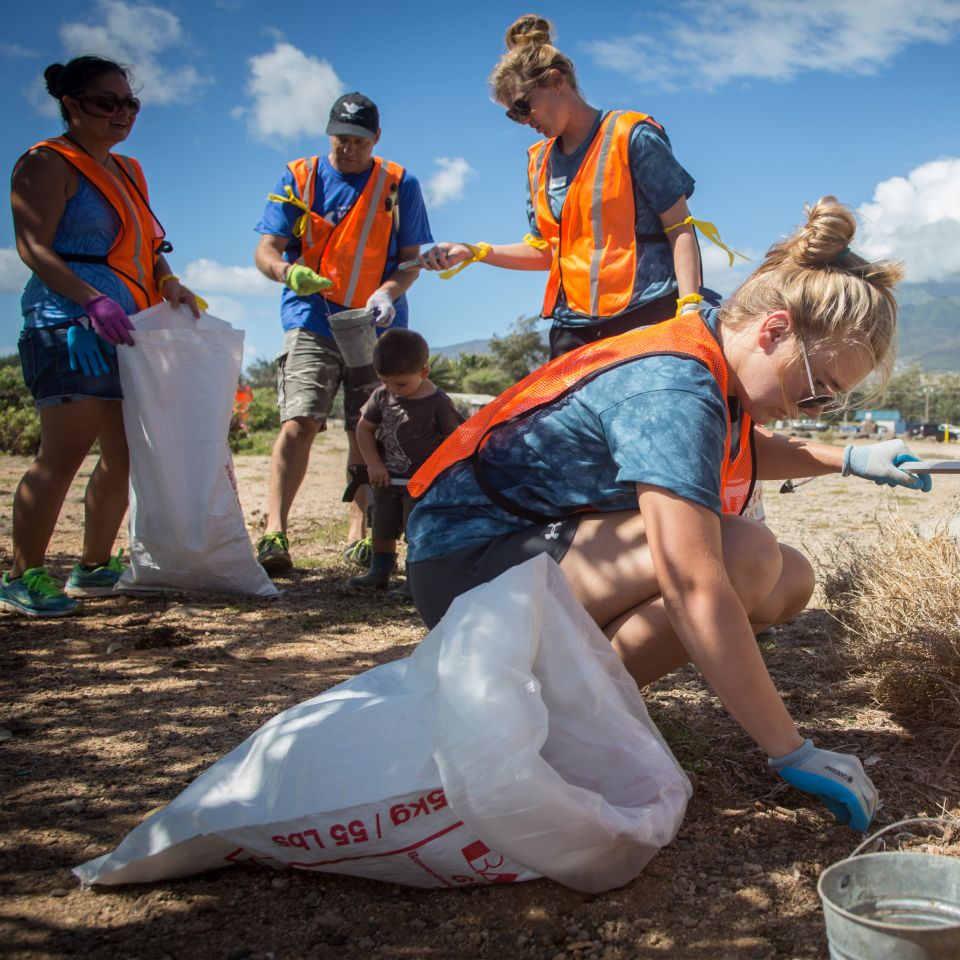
[0,567,79,617]
[65,550,126,597]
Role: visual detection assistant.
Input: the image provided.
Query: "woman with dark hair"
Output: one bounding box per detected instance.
[2,55,200,617]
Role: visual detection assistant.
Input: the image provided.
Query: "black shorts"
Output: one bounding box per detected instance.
[370,484,414,541]
[408,516,581,629]
[547,292,676,359]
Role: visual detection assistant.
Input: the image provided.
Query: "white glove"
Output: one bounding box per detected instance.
[366,289,396,328]
[842,439,930,491]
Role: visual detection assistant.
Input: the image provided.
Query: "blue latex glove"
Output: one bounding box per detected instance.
[842,440,933,492]
[66,323,115,377]
[769,739,878,831]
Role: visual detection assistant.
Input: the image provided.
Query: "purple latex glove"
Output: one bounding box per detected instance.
[83,295,136,347]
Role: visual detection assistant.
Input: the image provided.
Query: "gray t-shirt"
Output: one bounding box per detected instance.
[361,385,465,478]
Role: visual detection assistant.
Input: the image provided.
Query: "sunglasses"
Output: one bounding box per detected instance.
[75,94,142,117]
[796,335,834,409]
[505,76,548,123]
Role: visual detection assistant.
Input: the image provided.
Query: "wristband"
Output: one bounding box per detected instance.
[438,243,493,280]
[156,273,179,290]
[676,293,704,317]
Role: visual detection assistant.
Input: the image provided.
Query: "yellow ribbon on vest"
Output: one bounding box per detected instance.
[664,216,751,267]
[438,242,493,279]
[266,185,311,239]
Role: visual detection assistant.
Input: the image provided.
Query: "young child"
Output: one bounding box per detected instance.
[350,329,464,597]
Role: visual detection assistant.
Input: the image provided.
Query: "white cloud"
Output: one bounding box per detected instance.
[856,158,960,282]
[58,0,208,106]
[26,77,61,118]
[182,259,275,296]
[201,295,247,327]
[424,157,475,208]
[237,42,343,143]
[1,42,39,59]
[0,248,30,294]
[586,0,960,89]
[699,242,758,297]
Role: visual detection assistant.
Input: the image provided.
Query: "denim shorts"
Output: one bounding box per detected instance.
[276,327,378,430]
[18,322,122,408]
[408,515,582,629]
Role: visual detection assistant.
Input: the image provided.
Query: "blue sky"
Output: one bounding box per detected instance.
[2,0,959,366]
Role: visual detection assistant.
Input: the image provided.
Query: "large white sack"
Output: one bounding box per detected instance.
[75,555,690,893]
[117,302,277,597]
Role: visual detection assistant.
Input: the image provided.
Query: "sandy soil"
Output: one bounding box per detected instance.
[1,432,958,960]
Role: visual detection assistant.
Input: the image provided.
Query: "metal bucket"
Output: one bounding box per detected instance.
[327,308,377,369]
[818,818,960,959]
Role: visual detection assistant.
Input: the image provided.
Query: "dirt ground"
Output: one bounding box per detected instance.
[1,432,959,960]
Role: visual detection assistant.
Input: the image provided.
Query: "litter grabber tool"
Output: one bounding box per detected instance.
[342,464,408,502]
[780,476,817,494]
[398,243,492,278]
[781,451,950,494]
[900,460,960,474]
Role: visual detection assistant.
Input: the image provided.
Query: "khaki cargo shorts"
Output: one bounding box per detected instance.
[275,327,378,430]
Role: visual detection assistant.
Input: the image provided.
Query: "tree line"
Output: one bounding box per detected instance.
[6,329,960,456]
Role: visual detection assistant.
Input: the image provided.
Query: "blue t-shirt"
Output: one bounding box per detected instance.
[526,112,695,328]
[254,155,433,338]
[406,307,738,563]
[21,175,137,328]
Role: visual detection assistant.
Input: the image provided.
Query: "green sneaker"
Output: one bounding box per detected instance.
[342,535,373,567]
[65,550,126,597]
[0,567,78,617]
[256,531,292,574]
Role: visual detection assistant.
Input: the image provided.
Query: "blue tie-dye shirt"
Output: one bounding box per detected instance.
[21,175,137,327]
[526,111,695,328]
[406,307,736,563]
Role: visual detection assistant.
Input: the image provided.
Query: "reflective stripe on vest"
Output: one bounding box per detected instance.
[30,137,165,311]
[288,156,404,309]
[530,111,665,319]
[409,312,755,517]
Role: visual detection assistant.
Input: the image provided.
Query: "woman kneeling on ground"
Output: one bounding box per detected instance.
[2,55,200,618]
[406,197,929,832]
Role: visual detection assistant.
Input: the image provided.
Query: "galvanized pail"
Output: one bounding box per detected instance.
[818,818,960,960]
[327,308,377,369]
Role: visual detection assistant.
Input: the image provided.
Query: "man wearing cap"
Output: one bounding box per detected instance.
[253,92,433,574]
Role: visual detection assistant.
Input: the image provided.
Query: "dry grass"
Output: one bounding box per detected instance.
[822,508,960,728]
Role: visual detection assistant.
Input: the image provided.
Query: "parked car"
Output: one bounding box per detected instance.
[908,422,942,439]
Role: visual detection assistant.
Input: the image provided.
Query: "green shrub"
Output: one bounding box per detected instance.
[0,360,40,455]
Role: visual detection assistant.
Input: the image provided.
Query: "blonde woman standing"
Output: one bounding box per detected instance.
[421,14,708,358]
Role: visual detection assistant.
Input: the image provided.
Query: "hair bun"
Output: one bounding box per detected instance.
[791,196,857,267]
[43,63,65,98]
[505,14,553,51]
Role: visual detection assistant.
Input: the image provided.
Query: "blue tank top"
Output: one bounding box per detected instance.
[21,174,138,328]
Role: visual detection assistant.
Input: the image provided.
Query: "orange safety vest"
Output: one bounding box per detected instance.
[529,110,671,320]
[409,312,755,519]
[29,137,166,311]
[287,156,404,308]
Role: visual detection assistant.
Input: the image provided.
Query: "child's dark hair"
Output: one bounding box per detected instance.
[373,329,430,375]
[44,56,130,124]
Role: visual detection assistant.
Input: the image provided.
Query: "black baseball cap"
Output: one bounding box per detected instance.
[326,92,379,139]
